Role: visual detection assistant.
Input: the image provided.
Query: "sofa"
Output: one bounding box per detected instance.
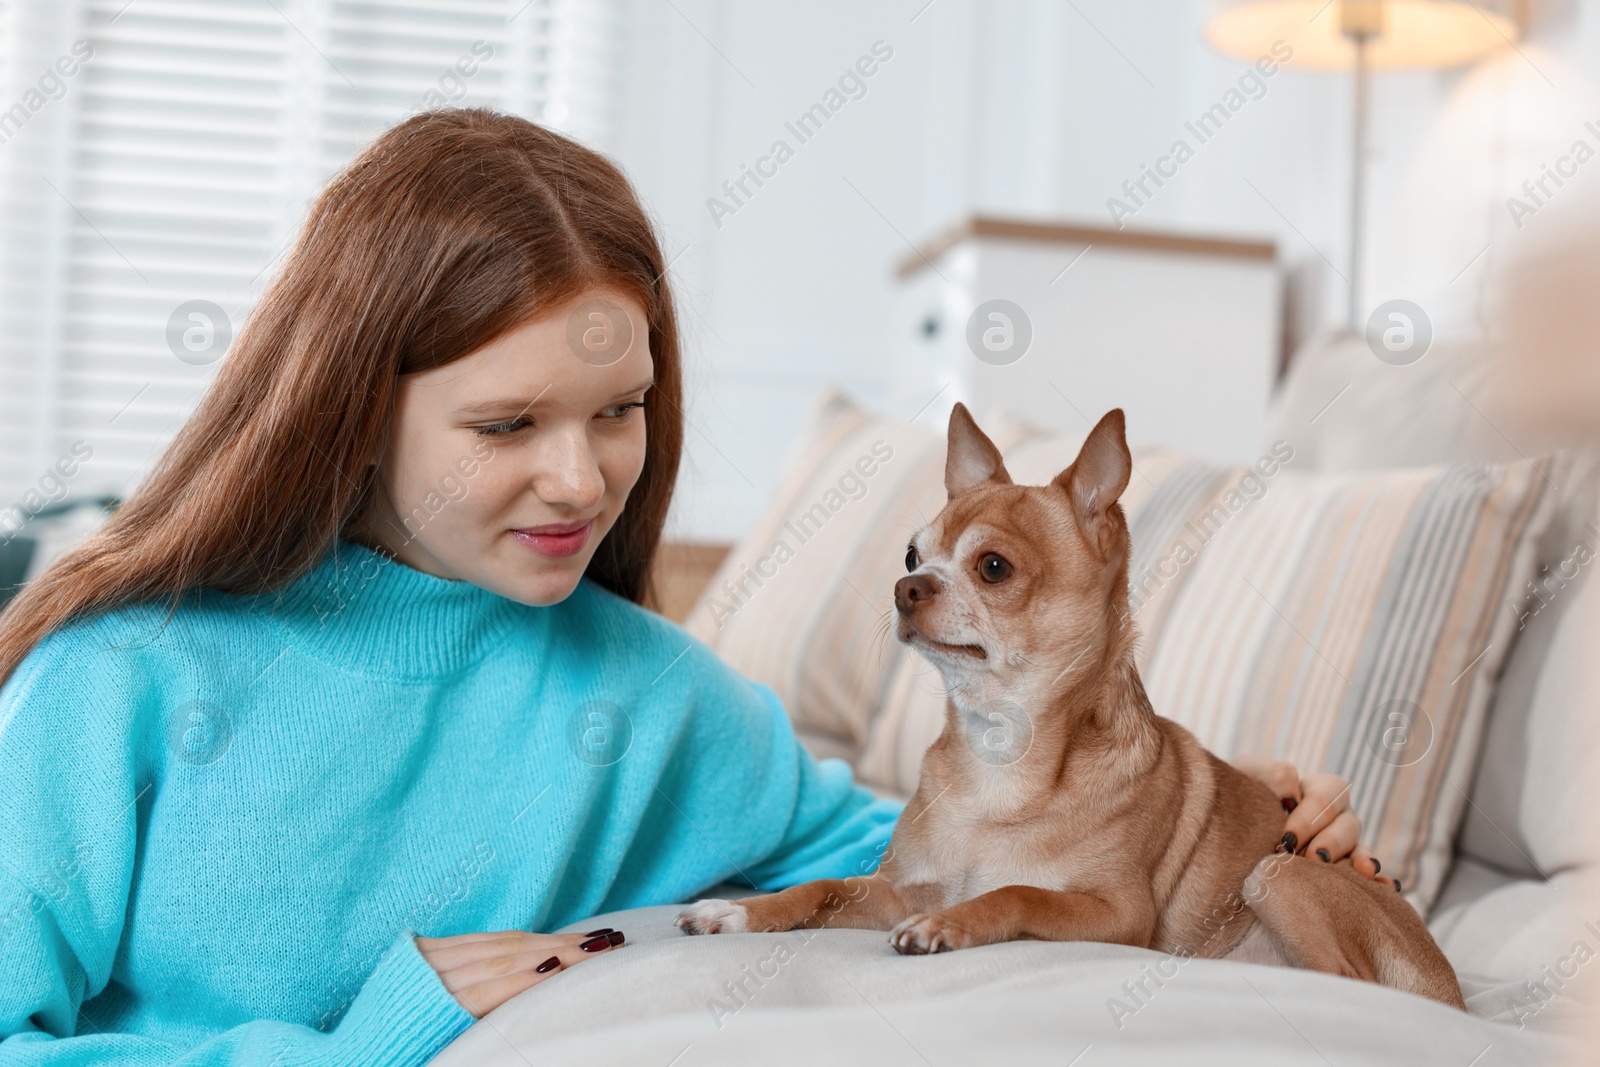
[434,330,1597,1065]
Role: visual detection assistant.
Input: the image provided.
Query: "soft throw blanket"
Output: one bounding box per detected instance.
[432,904,1575,1066]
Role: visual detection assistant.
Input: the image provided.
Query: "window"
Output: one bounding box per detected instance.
[0,0,616,529]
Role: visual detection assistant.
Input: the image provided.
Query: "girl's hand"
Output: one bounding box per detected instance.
[1230,756,1391,885]
[417,927,626,1018]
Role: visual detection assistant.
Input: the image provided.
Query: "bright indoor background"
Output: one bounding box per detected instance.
[2,0,1599,545]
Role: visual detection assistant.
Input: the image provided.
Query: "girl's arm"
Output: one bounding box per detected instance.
[732,689,903,890]
[636,634,1392,896]
[0,628,475,1066]
[617,634,903,901]
[633,641,1385,896]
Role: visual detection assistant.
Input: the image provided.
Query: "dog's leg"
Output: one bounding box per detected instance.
[1242,854,1465,1009]
[676,875,932,936]
[889,883,1157,955]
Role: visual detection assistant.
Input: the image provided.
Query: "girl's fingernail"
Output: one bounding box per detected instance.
[580,935,610,952]
[606,930,626,946]
[1279,832,1298,854]
[1281,797,1298,813]
[536,956,560,974]
[1394,879,1403,893]
[1316,849,1331,863]
[1371,858,1381,874]
[583,928,614,937]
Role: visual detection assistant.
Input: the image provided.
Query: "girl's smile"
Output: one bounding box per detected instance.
[513,519,593,557]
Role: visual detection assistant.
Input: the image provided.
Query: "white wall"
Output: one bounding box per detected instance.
[597,0,1600,542]
[9,0,1593,546]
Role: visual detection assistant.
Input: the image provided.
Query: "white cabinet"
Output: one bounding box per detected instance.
[892,218,1281,463]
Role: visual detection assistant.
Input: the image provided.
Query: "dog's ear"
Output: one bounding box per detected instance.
[945,402,1012,499]
[1054,409,1130,544]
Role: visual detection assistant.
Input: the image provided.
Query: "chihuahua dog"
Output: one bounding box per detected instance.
[677,404,1464,1009]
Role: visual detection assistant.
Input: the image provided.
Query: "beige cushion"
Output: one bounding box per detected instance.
[691,391,1565,911]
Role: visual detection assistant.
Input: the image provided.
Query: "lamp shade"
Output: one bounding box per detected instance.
[1205,0,1521,70]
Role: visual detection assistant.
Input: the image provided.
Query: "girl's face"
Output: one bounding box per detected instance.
[359,288,654,606]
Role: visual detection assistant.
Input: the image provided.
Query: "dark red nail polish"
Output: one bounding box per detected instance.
[1371,858,1381,874]
[1279,831,1298,854]
[1281,797,1298,813]
[536,956,560,974]
[1316,849,1330,863]
[580,935,610,952]
[606,930,625,946]
[583,928,614,937]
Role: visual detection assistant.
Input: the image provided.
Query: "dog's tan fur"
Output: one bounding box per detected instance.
[678,405,1464,1009]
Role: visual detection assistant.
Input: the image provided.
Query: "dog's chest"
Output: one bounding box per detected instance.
[897,805,1081,907]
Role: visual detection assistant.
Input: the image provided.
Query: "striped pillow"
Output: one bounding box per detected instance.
[684,390,942,749]
[688,392,1562,909]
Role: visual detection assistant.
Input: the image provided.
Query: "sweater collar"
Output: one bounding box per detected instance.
[248,539,526,679]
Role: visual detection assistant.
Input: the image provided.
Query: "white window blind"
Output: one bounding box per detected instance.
[0,0,616,518]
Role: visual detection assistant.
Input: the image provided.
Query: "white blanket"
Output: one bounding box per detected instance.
[431,904,1575,1066]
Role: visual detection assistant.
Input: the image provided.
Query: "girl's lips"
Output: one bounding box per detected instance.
[512,520,593,558]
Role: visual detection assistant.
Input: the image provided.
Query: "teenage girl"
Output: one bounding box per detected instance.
[0,110,1376,1064]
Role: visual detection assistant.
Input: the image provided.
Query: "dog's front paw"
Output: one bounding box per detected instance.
[889,912,970,955]
[674,898,750,936]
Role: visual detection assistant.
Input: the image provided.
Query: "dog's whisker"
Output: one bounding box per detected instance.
[858,607,903,669]
[868,613,897,663]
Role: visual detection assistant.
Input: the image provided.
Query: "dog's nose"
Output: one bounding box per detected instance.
[894,573,937,613]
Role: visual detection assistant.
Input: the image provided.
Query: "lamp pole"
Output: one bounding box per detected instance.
[1342,1,1383,331]
[1347,32,1370,329]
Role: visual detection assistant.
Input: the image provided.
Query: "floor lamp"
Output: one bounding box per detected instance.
[1205,0,1521,330]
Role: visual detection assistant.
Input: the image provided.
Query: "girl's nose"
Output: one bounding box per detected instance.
[537,430,604,510]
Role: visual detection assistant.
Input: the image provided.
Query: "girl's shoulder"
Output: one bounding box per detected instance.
[4,589,271,704]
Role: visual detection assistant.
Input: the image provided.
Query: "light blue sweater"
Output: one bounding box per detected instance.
[0,540,901,1064]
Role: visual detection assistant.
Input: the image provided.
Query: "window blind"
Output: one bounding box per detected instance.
[0,0,611,521]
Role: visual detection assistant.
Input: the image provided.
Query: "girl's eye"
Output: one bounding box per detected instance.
[905,545,918,572]
[978,553,1012,583]
[474,416,533,436]
[602,401,646,420]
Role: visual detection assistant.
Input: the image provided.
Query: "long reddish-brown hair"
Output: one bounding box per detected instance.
[0,109,683,684]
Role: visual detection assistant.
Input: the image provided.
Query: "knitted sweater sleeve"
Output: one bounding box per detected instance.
[636,633,903,895]
[0,628,475,1067]
[733,683,905,890]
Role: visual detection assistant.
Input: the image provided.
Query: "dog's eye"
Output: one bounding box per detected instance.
[978,553,1012,583]
[905,545,919,572]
